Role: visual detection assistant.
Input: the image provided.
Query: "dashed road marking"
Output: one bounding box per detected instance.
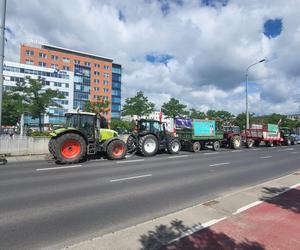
[251,148,259,151]
[110,174,152,182]
[209,162,230,167]
[168,155,189,159]
[230,150,242,153]
[290,151,298,154]
[203,152,219,155]
[116,159,145,164]
[36,165,83,171]
[260,156,272,159]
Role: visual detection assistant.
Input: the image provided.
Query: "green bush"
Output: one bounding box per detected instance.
[29,130,52,137]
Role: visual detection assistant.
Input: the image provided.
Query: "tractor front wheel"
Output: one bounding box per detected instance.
[246,139,254,148]
[55,133,86,164]
[167,139,181,154]
[107,140,127,160]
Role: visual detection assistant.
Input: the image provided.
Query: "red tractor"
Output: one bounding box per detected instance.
[221,125,242,149]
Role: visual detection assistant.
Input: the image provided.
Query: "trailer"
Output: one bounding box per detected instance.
[244,124,283,148]
[175,118,224,152]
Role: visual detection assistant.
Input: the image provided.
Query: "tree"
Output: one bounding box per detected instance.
[84,99,110,116]
[122,91,155,118]
[13,77,64,131]
[161,98,188,118]
[189,108,206,119]
[2,91,24,126]
[234,112,255,129]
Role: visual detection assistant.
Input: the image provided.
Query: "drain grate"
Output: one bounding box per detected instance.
[203,200,219,207]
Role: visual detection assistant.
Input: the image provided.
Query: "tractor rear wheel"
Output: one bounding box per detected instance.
[230,136,241,149]
[55,133,86,164]
[107,139,127,160]
[138,134,158,156]
[212,141,220,151]
[167,139,181,154]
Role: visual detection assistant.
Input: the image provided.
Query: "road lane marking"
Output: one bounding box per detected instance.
[36,165,83,171]
[168,155,189,159]
[116,159,144,164]
[260,156,272,159]
[209,162,230,167]
[251,148,259,151]
[230,150,242,153]
[203,152,219,155]
[290,151,298,154]
[278,148,294,151]
[110,174,152,182]
[233,201,263,215]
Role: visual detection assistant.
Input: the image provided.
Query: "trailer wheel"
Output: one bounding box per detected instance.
[138,134,159,156]
[55,133,86,164]
[246,139,254,148]
[190,141,201,152]
[107,139,127,160]
[167,139,181,154]
[126,135,137,153]
[212,141,220,151]
[230,136,241,149]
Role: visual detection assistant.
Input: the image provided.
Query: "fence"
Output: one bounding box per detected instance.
[0,135,50,155]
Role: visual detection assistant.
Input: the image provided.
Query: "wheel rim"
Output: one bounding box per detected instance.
[144,138,156,153]
[112,144,125,157]
[193,143,200,152]
[61,139,81,159]
[234,138,241,148]
[172,142,180,152]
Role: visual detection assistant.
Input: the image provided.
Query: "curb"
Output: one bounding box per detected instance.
[5,154,51,163]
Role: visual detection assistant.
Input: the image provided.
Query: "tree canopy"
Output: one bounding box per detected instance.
[84,99,110,116]
[161,97,188,118]
[2,91,24,126]
[122,91,155,118]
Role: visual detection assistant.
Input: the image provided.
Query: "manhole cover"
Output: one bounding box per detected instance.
[203,200,219,207]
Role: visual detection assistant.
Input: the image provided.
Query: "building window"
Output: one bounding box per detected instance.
[84,62,91,67]
[94,71,100,76]
[38,62,46,67]
[63,66,70,71]
[51,55,59,61]
[63,57,70,62]
[103,65,109,70]
[51,64,58,69]
[103,73,109,78]
[54,82,62,87]
[94,63,100,68]
[25,59,34,65]
[39,52,47,58]
[94,79,100,84]
[94,87,100,91]
[93,95,101,100]
[103,80,109,85]
[26,50,34,56]
[65,83,69,88]
[74,60,80,65]
[103,88,109,93]
[103,96,109,101]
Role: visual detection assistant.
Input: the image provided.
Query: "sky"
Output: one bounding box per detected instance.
[4,0,300,115]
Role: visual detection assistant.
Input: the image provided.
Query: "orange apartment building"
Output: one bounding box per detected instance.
[20,44,122,121]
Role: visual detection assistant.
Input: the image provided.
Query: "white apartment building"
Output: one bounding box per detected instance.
[3,61,74,125]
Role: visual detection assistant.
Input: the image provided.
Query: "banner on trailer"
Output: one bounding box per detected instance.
[193,120,216,136]
[175,118,193,128]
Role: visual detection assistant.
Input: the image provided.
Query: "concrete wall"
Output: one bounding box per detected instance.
[0,136,50,155]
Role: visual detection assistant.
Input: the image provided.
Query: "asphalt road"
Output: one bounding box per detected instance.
[0,145,300,250]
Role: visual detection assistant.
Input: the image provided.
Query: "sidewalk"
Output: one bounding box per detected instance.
[64,171,300,250]
[164,185,300,250]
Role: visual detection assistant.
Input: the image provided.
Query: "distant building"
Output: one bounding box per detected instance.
[3,61,74,126]
[20,43,122,119]
[287,113,300,120]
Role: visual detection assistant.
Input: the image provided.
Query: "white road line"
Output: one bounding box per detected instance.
[36,164,83,171]
[209,162,230,167]
[110,174,152,182]
[230,150,242,153]
[233,201,263,215]
[278,148,294,151]
[290,151,298,154]
[251,148,259,151]
[203,152,219,155]
[260,156,272,159]
[116,159,144,164]
[168,155,189,159]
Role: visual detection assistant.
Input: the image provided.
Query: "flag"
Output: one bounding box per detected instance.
[159,109,163,122]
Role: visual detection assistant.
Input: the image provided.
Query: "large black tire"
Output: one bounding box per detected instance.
[138,134,159,157]
[48,137,57,158]
[284,138,291,146]
[55,133,86,164]
[190,141,201,152]
[246,139,254,148]
[212,141,220,151]
[254,140,260,147]
[126,135,137,153]
[167,138,181,154]
[107,139,127,160]
[230,136,241,149]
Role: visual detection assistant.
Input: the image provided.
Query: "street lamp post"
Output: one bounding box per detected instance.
[0,0,7,131]
[245,59,266,129]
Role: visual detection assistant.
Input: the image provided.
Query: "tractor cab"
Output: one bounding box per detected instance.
[223,126,240,134]
[136,119,165,134]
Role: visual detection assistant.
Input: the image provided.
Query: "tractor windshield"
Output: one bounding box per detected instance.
[139,121,161,133]
[65,114,79,128]
[223,126,240,133]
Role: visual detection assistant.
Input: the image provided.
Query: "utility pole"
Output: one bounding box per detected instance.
[0,0,7,131]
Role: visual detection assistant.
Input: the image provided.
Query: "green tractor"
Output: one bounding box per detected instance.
[126,119,181,157]
[49,111,127,163]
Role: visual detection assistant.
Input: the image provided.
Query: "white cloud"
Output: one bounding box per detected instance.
[5,0,300,115]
